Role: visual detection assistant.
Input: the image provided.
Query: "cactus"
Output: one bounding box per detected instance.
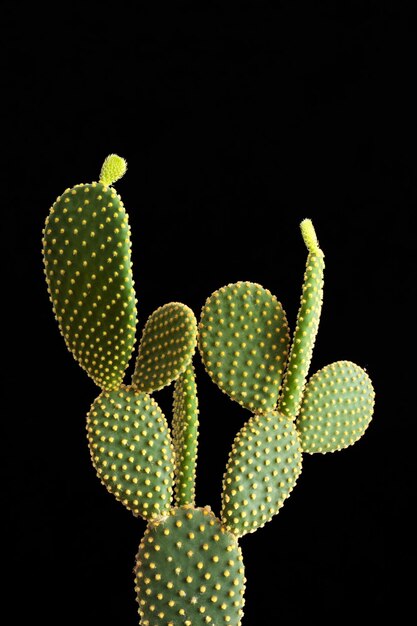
[42,155,137,390]
[278,219,324,419]
[198,282,290,413]
[86,385,175,520]
[172,363,199,506]
[296,360,375,453]
[133,302,197,393]
[221,411,302,537]
[135,506,245,626]
[43,157,376,625]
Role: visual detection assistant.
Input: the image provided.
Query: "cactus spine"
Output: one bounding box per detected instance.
[43,158,375,625]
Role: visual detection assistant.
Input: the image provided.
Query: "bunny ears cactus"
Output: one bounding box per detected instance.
[43,157,375,625]
[42,155,136,390]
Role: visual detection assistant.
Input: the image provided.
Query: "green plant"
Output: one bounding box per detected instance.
[43,156,375,625]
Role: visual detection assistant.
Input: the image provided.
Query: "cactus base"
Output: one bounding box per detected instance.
[135,506,246,626]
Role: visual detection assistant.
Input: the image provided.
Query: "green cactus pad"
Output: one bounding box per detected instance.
[198,282,290,413]
[278,220,324,419]
[42,159,137,390]
[86,385,174,520]
[221,411,302,537]
[172,363,199,507]
[296,360,375,453]
[135,506,245,626]
[133,303,198,393]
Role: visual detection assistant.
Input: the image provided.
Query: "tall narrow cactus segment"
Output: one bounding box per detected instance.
[296,361,375,453]
[135,506,246,626]
[198,282,290,413]
[221,411,302,537]
[42,155,137,390]
[86,385,175,520]
[172,363,199,507]
[278,219,324,418]
[133,303,198,393]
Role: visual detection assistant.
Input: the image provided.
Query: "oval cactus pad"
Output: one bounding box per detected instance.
[135,506,246,626]
[172,363,199,507]
[221,411,302,537]
[43,177,137,390]
[198,282,290,413]
[87,385,174,520]
[133,302,197,393]
[296,360,375,453]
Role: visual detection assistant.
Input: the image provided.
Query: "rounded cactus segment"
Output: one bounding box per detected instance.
[278,220,324,419]
[221,411,302,537]
[172,363,199,507]
[42,158,137,391]
[300,217,321,254]
[135,506,245,626]
[198,282,290,413]
[99,153,127,186]
[296,360,375,453]
[86,385,174,520]
[132,302,198,393]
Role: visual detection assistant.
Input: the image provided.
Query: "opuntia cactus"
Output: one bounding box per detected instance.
[43,156,375,625]
[42,155,137,390]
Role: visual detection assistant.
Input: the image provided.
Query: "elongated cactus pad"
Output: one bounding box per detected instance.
[296,360,375,453]
[42,156,137,390]
[135,506,245,626]
[278,219,324,419]
[172,363,199,507]
[198,282,290,413]
[133,303,197,393]
[221,411,302,537]
[86,385,174,520]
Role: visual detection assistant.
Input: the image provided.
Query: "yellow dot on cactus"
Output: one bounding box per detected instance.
[100,154,127,186]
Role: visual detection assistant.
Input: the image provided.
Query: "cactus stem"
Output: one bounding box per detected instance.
[172,363,199,507]
[277,218,324,419]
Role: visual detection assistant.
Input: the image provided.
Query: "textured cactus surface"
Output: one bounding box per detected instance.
[133,302,197,393]
[198,282,290,413]
[278,219,324,419]
[221,411,302,537]
[99,154,128,186]
[296,360,375,453]
[87,385,174,520]
[42,157,137,390]
[172,363,199,507]
[135,506,245,626]
[43,158,376,625]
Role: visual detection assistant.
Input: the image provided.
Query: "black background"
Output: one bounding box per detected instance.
[4,2,414,624]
